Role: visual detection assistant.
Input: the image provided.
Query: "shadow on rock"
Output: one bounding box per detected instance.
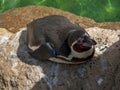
[17,29,120,90]
[16,29,96,90]
[31,36,120,90]
[95,38,120,90]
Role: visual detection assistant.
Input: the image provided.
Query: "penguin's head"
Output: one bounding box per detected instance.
[68,29,97,52]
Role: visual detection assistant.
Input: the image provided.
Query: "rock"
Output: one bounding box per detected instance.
[0,6,120,90]
[0,6,120,33]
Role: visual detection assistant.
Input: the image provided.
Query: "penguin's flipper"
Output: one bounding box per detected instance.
[49,57,90,64]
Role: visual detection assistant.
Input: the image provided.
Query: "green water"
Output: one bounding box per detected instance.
[0,0,120,22]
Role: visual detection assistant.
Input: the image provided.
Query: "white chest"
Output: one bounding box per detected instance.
[68,46,94,60]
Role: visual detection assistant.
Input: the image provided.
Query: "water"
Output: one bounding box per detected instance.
[0,0,120,22]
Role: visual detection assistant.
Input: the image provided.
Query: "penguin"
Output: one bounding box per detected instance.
[27,15,97,64]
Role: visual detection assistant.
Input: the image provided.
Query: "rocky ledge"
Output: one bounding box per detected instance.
[0,6,120,90]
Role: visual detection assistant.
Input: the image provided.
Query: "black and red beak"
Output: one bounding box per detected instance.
[78,35,97,47]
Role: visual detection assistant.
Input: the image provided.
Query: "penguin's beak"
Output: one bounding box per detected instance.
[78,35,97,47]
[90,39,97,45]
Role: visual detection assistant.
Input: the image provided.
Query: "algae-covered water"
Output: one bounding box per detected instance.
[0,0,120,22]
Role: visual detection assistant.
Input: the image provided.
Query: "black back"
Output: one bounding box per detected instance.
[27,15,86,59]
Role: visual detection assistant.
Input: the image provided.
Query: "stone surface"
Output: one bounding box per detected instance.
[0,6,120,90]
[0,6,120,33]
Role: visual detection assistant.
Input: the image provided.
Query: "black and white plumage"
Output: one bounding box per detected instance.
[27,15,97,64]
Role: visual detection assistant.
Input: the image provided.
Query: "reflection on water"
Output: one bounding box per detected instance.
[0,0,120,22]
